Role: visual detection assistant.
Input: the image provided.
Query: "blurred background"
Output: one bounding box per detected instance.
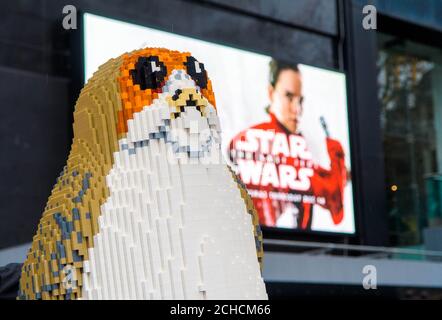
[1,0,442,299]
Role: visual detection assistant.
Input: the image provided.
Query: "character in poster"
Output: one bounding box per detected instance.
[229,60,348,230]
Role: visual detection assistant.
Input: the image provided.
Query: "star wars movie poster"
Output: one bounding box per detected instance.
[227,62,355,233]
[83,13,355,234]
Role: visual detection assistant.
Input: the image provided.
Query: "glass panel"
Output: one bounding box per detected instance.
[377,33,442,247]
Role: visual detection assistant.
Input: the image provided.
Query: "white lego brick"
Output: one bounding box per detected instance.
[134,111,144,142]
[139,109,150,141]
[189,119,199,134]
[140,280,149,300]
[92,238,104,297]
[123,238,135,299]
[95,233,111,299]
[103,229,119,299]
[159,105,170,120]
[127,119,137,143]
[135,226,149,282]
[145,108,155,134]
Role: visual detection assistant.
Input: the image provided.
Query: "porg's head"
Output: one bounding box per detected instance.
[73,47,221,172]
[115,48,221,161]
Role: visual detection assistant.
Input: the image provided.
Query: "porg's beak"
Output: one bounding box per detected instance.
[167,88,209,119]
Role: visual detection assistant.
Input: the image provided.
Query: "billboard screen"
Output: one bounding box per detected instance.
[83,13,355,234]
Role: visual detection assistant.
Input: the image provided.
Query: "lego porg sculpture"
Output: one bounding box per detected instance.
[18,48,267,300]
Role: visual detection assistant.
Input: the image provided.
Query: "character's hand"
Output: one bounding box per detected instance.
[326,138,345,160]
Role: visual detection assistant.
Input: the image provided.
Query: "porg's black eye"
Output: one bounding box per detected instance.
[184,56,208,89]
[130,56,167,90]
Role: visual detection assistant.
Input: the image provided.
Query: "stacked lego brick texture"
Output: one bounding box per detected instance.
[18,48,267,300]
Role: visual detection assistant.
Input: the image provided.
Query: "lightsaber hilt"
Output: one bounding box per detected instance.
[320,116,330,138]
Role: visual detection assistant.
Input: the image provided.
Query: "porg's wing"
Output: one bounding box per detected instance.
[229,167,264,272]
[18,56,125,300]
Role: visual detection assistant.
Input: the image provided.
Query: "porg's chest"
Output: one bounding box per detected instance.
[81,138,267,300]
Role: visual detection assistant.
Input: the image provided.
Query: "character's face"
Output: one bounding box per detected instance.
[268,69,303,134]
[117,49,221,160]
